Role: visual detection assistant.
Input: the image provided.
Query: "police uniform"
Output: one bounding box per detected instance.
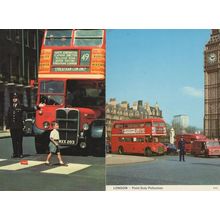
[178,138,186,162]
[6,93,39,158]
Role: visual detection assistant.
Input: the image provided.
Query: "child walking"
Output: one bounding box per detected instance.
[45,121,67,166]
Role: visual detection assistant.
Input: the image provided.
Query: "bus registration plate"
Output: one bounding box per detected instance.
[59,140,75,145]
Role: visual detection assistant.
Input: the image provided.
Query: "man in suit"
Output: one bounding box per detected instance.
[6,92,44,158]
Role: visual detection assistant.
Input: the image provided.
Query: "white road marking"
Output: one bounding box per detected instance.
[0,159,7,162]
[0,160,45,171]
[41,163,91,175]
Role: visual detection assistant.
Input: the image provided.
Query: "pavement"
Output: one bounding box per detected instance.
[0,131,10,139]
[106,154,155,165]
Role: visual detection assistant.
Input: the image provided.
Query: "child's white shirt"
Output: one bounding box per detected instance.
[50,129,60,140]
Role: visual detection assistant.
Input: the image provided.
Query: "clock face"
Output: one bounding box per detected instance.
[208,52,217,64]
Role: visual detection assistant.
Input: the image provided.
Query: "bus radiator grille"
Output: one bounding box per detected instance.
[56,109,79,145]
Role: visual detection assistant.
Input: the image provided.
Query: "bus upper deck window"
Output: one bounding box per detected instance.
[45,30,72,46]
[74,30,104,46]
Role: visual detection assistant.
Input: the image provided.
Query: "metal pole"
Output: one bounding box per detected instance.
[36,29,39,80]
[21,30,25,79]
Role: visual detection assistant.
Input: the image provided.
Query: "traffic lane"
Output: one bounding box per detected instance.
[0,136,105,158]
[106,155,220,185]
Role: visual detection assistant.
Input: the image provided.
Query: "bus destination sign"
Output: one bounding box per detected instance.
[53,51,78,65]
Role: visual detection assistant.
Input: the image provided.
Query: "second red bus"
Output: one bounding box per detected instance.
[111,118,167,156]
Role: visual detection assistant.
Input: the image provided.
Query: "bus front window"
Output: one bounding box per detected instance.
[39,80,64,105]
[40,95,64,105]
[66,80,105,107]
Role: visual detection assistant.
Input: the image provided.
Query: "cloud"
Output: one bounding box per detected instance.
[182,86,203,98]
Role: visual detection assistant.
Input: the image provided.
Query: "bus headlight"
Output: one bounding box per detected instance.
[83,123,89,131]
[38,109,43,115]
[80,142,87,149]
[43,121,50,129]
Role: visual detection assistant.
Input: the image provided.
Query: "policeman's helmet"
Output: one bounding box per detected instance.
[12,92,18,98]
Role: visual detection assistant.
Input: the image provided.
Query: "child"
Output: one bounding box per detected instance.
[45,121,67,166]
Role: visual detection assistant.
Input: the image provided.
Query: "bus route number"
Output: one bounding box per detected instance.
[81,53,90,61]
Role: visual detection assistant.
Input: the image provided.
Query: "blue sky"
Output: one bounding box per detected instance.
[106,29,211,128]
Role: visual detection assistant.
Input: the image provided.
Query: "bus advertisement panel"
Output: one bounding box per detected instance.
[111,118,167,156]
[33,29,105,155]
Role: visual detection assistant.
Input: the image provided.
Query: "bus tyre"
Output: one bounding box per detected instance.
[35,134,49,154]
[118,146,124,155]
[144,148,152,157]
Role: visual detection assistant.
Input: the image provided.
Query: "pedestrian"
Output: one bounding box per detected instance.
[178,136,186,162]
[6,92,44,158]
[45,121,67,166]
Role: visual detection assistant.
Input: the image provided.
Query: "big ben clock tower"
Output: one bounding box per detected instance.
[204,29,220,138]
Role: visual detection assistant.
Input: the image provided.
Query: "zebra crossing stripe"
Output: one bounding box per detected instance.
[41,163,91,175]
[0,160,45,171]
[0,159,7,162]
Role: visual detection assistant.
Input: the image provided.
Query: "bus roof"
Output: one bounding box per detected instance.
[176,134,206,139]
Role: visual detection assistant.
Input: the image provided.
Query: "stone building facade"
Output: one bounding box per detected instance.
[0,30,43,130]
[106,98,163,139]
[204,29,220,138]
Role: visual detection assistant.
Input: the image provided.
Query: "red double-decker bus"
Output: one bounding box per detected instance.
[175,133,206,153]
[111,118,167,156]
[33,29,105,154]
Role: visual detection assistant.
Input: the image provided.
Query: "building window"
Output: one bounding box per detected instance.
[29,60,36,80]
[30,31,36,49]
[24,58,29,83]
[24,30,29,47]
[6,30,12,40]
[15,30,21,43]
[34,61,37,79]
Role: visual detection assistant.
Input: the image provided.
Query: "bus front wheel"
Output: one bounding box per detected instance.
[118,146,124,155]
[144,148,152,157]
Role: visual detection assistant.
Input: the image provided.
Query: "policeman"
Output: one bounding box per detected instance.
[178,136,186,162]
[6,92,44,158]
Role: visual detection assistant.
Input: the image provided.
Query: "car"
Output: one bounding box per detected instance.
[191,139,220,157]
[106,141,111,153]
[166,143,178,155]
[88,119,105,156]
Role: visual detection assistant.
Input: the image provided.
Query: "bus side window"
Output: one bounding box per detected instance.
[146,122,151,127]
[153,137,159,143]
[145,136,152,142]
[119,137,124,142]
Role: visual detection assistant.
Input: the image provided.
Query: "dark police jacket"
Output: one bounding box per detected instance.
[178,139,186,152]
[6,104,39,130]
